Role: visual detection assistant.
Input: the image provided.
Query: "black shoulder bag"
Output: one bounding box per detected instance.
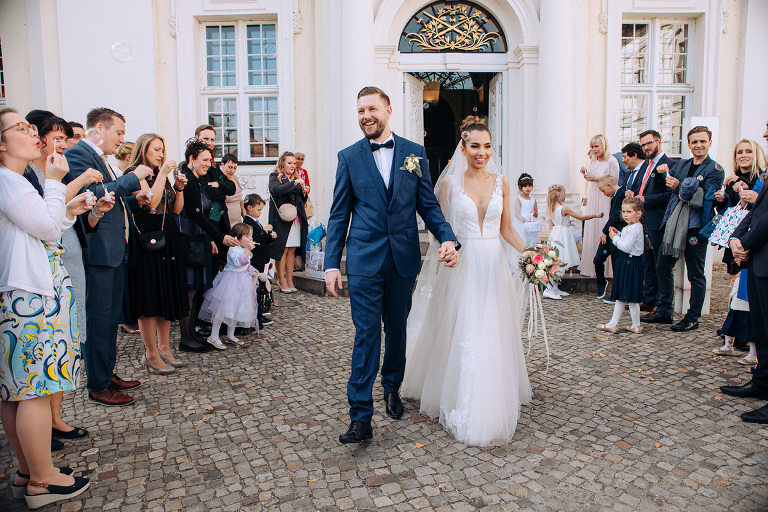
[132,195,167,252]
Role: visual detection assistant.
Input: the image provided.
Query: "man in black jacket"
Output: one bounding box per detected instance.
[594,174,626,302]
[633,130,676,312]
[721,119,768,423]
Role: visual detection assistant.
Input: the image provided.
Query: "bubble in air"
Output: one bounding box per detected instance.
[85,127,105,147]
[419,285,433,299]
[111,42,133,63]
[423,103,429,109]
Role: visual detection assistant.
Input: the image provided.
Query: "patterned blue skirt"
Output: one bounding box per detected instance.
[0,242,81,401]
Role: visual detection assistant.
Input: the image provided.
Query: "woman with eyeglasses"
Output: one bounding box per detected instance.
[0,108,97,508]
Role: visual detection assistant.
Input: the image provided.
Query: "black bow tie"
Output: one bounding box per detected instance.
[371,140,394,152]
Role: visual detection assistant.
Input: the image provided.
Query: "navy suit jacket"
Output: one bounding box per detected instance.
[602,186,627,235]
[631,155,675,231]
[64,141,141,268]
[325,134,456,278]
[733,179,768,278]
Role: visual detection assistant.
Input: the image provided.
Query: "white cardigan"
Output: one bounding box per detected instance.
[0,166,74,297]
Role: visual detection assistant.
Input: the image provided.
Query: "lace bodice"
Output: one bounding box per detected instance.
[454,175,504,239]
[550,205,570,228]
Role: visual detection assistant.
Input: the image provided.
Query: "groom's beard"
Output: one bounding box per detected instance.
[360,118,386,140]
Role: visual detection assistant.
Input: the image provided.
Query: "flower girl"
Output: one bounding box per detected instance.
[545,184,603,300]
[597,197,649,333]
[512,173,544,247]
[199,223,259,349]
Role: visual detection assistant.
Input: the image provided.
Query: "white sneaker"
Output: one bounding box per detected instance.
[542,289,562,300]
[206,336,227,350]
[556,290,570,297]
[603,299,615,305]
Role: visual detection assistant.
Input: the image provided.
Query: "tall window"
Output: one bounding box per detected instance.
[619,20,692,157]
[202,22,279,161]
[0,39,6,107]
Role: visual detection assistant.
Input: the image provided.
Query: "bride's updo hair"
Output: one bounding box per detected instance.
[460,115,490,146]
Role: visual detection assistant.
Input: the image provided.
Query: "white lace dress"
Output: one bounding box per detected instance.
[402,175,532,446]
[547,205,580,270]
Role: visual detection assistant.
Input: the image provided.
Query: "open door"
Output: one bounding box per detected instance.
[488,73,503,170]
[403,73,425,146]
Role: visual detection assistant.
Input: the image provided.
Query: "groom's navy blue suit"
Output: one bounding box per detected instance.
[325,134,456,423]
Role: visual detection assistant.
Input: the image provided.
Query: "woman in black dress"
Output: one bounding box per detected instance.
[178,139,238,352]
[125,134,189,373]
[268,152,307,292]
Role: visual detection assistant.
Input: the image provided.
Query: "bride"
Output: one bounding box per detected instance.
[401,116,532,446]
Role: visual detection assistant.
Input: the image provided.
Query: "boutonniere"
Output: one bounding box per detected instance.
[400,154,422,178]
[650,173,656,177]
[697,175,704,181]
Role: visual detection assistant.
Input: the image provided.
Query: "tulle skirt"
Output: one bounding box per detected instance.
[402,237,532,446]
[548,225,580,270]
[198,270,258,328]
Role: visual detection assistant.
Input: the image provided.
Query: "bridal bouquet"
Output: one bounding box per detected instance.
[518,244,562,292]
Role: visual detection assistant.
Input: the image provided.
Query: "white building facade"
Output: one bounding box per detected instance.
[1,0,767,218]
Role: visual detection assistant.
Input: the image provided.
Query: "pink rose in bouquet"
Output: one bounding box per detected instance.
[550,264,560,275]
[532,253,544,265]
[525,264,535,274]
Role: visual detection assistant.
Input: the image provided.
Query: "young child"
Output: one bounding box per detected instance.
[597,197,648,333]
[243,194,277,328]
[512,173,544,247]
[714,269,756,365]
[198,223,259,349]
[545,184,603,300]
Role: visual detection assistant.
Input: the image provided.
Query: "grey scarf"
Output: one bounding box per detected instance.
[662,187,703,259]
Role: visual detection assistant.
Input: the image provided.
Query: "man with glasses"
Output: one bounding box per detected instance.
[633,130,675,314]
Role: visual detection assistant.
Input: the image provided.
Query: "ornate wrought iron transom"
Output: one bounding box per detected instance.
[399,2,506,53]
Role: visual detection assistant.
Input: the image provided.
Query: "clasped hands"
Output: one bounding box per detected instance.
[730,239,749,264]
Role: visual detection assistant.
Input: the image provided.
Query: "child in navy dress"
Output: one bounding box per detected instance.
[597,197,648,333]
[199,223,259,349]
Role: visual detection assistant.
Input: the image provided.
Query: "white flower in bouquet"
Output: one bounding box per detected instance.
[544,258,553,266]
[534,269,547,279]
[547,250,557,259]
[537,262,547,270]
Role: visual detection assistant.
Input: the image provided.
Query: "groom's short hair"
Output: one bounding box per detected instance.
[358,86,390,106]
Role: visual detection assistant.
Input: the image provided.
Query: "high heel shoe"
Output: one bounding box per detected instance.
[159,351,186,368]
[279,286,293,293]
[24,476,90,510]
[141,355,176,375]
[12,468,74,500]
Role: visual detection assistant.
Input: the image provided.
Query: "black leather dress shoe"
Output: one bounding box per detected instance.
[720,381,768,400]
[384,392,404,419]
[179,341,213,353]
[195,326,212,337]
[742,404,768,424]
[641,312,673,324]
[670,319,698,332]
[339,421,373,444]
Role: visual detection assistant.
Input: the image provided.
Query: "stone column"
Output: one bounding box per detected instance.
[341,0,375,145]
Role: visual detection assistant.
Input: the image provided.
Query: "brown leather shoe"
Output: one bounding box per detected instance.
[643,307,657,318]
[88,386,134,406]
[110,374,141,391]
[639,302,655,312]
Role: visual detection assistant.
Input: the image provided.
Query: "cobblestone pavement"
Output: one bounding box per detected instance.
[2,266,768,512]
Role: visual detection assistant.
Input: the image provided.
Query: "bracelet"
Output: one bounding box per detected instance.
[174,185,184,191]
[90,209,104,219]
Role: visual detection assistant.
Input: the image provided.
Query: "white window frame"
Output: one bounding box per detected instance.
[0,38,6,107]
[619,19,694,157]
[200,20,280,162]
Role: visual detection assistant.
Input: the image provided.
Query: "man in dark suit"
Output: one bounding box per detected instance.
[614,151,630,187]
[721,119,768,423]
[643,126,724,331]
[325,87,458,443]
[65,108,152,406]
[594,173,626,302]
[632,130,675,312]
[620,143,646,194]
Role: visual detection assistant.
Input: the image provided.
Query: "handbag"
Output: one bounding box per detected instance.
[278,202,297,222]
[131,195,166,252]
[708,204,749,247]
[304,195,315,219]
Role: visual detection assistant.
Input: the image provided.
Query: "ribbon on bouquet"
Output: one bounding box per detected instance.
[527,285,551,370]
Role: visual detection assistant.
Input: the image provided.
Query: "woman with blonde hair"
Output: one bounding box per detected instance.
[578,134,620,277]
[268,151,308,292]
[124,133,189,372]
[715,139,767,208]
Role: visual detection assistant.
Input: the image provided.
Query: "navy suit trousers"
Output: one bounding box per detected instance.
[642,228,664,306]
[747,270,768,389]
[655,229,707,322]
[83,260,126,392]
[346,249,415,423]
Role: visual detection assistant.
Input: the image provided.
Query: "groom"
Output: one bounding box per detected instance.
[325,86,459,443]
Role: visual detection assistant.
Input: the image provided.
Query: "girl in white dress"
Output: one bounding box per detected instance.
[402,116,532,447]
[511,173,544,247]
[544,184,603,300]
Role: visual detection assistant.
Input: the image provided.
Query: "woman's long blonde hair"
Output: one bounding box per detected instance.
[588,134,609,162]
[732,139,767,181]
[275,151,296,179]
[546,184,565,215]
[127,133,164,170]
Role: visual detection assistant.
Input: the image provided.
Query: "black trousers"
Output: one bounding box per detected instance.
[747,270,768,389]
[594,240,618,288]
[642,228,664,306]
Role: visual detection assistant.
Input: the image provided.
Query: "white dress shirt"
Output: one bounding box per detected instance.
[371,134,395,189]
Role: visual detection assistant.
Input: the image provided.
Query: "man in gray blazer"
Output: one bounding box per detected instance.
[65,108,151,406]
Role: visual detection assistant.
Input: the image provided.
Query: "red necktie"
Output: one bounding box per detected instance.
[638,160,654,197]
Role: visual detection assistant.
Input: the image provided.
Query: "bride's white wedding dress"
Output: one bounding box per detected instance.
[402,174,532,446]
